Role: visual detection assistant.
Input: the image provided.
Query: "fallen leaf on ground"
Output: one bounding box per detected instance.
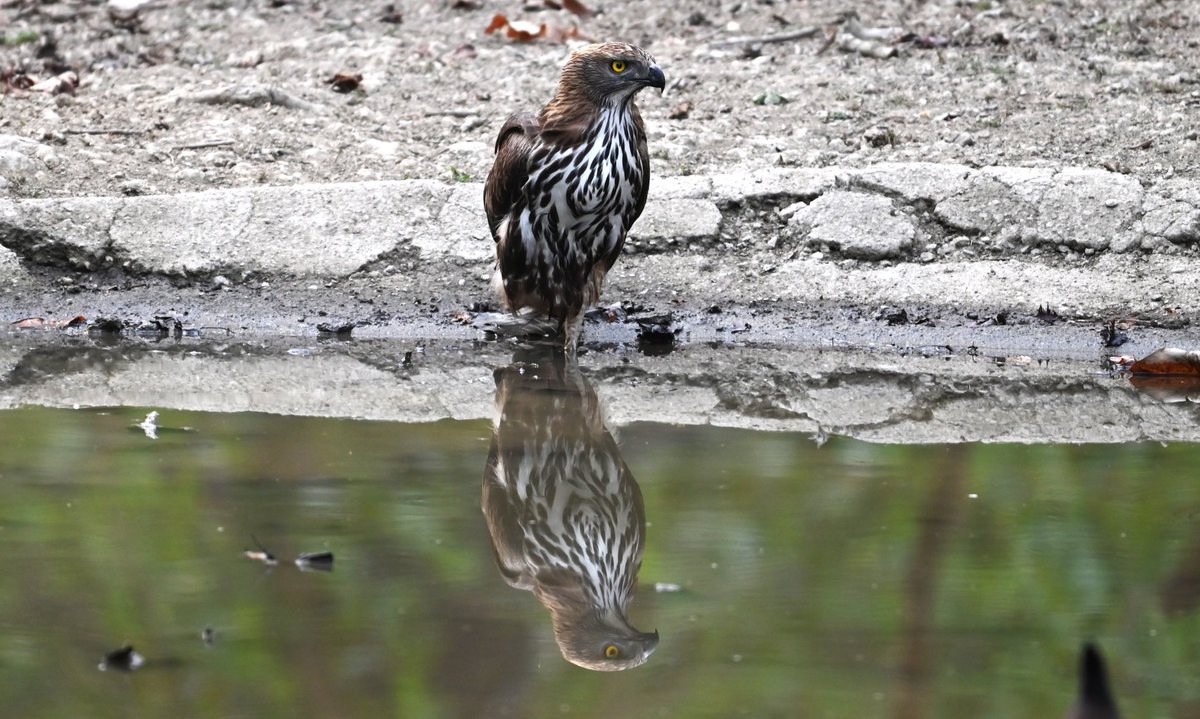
[484,13,509,33]
[484,13,587,43]
[327,72,363,93]
[560,0,593,16]
[1,68,35,91]
[379,3,402,23]
[668,101,692,119]
[30,70,77,95]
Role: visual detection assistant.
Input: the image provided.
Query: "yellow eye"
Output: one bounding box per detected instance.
[604,645,620,658]
[610,60,626,73]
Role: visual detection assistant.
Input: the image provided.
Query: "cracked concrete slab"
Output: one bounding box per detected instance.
[850,162,974,204]
[2,162,1199,335]
[0,244,28,286]
[787,191,916,260]
[432,182,494,262]
[633,198,722,242]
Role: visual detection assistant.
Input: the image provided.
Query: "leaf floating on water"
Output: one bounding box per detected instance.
[1128,375,1200,403]
[10,315,87,330]
[295,551,335,572]
[99,644,144,672]
[244,535,278,565]
[1116,347,1200,376]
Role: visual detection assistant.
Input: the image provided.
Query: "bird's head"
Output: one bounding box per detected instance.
[559,42,666,108]
[531,569,659,671]
[555,612,661,672]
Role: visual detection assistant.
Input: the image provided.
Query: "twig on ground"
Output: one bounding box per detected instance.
[836,16,900,59]
[423,109,479,118]
[187,85,325,113]
[64,128,144,136]
[707,26,820,49]
[173,139,236,150]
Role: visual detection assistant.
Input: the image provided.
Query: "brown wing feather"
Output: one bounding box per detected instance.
[483,111,539,242]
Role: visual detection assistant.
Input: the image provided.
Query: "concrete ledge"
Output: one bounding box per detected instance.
[2,163,1198,332]
[5,164,1198,278]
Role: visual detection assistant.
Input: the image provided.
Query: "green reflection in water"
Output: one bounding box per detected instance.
[1,405,1199,718]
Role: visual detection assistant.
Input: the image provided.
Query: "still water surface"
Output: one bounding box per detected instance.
[2,355,1200,718]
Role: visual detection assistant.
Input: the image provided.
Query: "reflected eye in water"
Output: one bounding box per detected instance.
[481,347,659,671]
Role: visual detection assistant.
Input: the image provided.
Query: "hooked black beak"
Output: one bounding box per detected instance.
[645,63,666,91]
[641,629,661,650]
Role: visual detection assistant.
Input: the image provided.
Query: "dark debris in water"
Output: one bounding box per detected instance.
[295,551,335,572]
[316,322,356,339]
[243,535,278,565]
[99,644,144,672]
[1101,320,1129,348]
[635,313,682,355]
[1036,304,1061,324]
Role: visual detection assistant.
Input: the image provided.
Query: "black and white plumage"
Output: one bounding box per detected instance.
[484,42,665,349]
[481,348,658,671]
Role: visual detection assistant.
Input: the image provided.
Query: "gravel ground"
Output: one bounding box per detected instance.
[2,0,1199,199]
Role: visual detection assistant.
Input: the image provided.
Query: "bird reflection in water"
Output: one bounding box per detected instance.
[481,348,658,671]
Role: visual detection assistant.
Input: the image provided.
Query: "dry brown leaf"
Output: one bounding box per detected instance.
[30,71,78,95]
[2,69,35,92]
[1129,375,1200,402]
[327,72,363,93]
[380,3,403,23]
[668,101,692,119]
[541,22,588,43]
[1127,347,1200,376]
[561,0,593,17]
[10,315,86,329]
[485,12,586,43]
[484,13,510,34]
[506,19,546,42]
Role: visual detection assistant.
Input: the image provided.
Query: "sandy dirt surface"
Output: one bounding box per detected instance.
[2,0,1199,199]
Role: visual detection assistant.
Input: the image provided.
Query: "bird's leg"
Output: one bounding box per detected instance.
[563,313,583,353]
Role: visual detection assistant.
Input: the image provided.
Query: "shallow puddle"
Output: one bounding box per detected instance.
[2,349,1199,718]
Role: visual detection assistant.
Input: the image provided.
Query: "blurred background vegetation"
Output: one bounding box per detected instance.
[1,404,1199,718]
